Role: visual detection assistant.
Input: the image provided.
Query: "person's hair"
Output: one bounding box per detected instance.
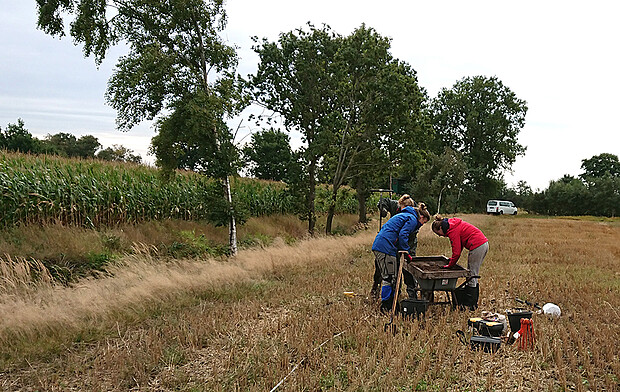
[432,215,449,233]
[415,202,430,221]
[398,194,415,208]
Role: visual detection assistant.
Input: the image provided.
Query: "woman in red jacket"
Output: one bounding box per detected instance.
[431,216,489,310]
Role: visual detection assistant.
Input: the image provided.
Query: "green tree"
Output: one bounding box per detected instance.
[415,147,467,214]
[502,180,534,212]
[96,144,142,164]
[430,76,527,210]
[588,175,620,217]
[579,153,620,217]
[251,23,340,235]
[44,132,77,157]
[37,0,247,255]
[74,135,101,158]
[580,153,620,180]
[44,132,100,157]
[242,128,293,181]
[0,119,38,153]
[322,25,431,233]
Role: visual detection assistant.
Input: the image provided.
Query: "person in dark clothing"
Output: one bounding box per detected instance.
[377,197,399,218]
[371,196,430,311]
[371,195,422,300]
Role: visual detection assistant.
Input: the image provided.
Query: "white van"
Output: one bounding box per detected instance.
[487,200,517,215]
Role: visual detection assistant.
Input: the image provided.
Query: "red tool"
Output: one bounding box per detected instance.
[514,318,535,350]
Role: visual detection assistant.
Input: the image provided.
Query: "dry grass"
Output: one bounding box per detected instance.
[1,215,619,391]
[0,214,356,267]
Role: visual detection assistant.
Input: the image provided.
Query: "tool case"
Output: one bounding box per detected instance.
[456,330,501,353]
[470,335,501,353]
[468,317,504,337]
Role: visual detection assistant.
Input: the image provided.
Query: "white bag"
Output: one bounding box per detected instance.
[542,303,561,317]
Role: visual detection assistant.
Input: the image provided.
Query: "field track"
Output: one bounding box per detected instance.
[1,215,619,391]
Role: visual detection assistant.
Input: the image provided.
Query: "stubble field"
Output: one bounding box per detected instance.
[1,215,619,391]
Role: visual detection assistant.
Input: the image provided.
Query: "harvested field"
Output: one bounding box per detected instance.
[1,215,619,391]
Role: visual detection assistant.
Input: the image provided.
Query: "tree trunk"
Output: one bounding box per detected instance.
[437,186,445,215]
[307,160,317,236]
[224,176,237,256]
[325,188,337,234]
[454,187,462,214]
[355,177,368,223]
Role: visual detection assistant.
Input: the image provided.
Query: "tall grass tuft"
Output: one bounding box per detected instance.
[0,254,54,295]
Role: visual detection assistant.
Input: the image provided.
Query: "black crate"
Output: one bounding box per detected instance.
[400,299,428,319]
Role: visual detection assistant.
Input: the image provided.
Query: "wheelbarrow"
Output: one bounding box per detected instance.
[403,255,479,308]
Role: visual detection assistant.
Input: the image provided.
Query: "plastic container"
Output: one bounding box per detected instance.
[468,318,504,337]
[507,309,533,333]
[400,299,429,318]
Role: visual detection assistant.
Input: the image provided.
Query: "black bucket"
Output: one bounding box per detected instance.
[507,309,533,333]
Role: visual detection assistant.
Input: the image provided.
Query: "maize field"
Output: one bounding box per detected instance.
[0,152,372,228]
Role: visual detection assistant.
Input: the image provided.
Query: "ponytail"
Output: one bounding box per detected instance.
[415,202,430,221]
[398,194,414,208]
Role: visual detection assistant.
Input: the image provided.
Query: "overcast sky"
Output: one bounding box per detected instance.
[1,1,619,191]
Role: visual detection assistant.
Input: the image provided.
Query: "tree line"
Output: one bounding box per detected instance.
[500,153,620,217]
[34,1,538,254]
[0,119,142,163]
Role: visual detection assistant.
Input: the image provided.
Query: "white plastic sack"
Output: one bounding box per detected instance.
[542,303,561,317]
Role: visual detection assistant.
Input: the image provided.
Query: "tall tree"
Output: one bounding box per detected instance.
[242,128,293,181]
[44,133,77,157]
[322,25,430,233]
[44,133,100,158]
[0,119,38,153]
[37,0,247,255]
[580,153,620,180]
[430,76,527,210]
[251,23,340,235]
[74,135,101,158]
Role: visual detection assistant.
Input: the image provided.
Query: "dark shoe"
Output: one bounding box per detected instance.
[370,285,379,301]
[454,286,470,310]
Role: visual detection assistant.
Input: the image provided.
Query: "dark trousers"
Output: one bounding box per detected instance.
[372,253,418,299]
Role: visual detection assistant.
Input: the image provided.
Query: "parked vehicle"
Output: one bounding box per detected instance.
[487,200,517,215]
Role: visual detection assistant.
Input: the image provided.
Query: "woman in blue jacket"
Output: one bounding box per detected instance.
[372,196,430,311]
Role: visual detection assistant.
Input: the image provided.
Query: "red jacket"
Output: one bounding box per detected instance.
[445,218,488,267]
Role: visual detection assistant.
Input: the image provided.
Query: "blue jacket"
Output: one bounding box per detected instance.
[372,206,420,257]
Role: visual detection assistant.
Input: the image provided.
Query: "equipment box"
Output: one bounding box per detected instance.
[468,318,504,337]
